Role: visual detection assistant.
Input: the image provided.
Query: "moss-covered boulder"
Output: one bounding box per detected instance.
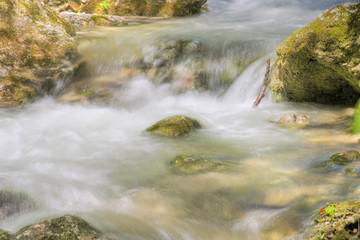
[15,215,108,240]
[305,201,360,239]
[169,155,232,174]
[319,150,360,168]
[279,113,310,127]
[270,3,360,104]
[146,115,201,137]
[43,0,207,17]
[0,0,77,108]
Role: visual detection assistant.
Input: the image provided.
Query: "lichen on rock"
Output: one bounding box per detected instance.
[270,3,360,105]
[146,115,201,137]
[0,0,77,107]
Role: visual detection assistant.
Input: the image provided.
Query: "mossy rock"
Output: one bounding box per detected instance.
[319,150,360,168]
[352,99,360,134]
[0,229,13,239]
[270,3,360,104]
[146,115,201,137]
[15,215,108,240]
[169,155,232,174]
[279,113,310,127]
[305,201,360,239]
[344,166,360,176]
[91,14,115,26]
[0,0,77,108]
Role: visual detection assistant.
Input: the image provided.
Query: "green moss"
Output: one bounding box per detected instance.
[169,155,232,174]
[306,201,360,239]
[270,3,360,104]
[91,14,115,25]
[320,150,360,167]
[352,99,360,134]
[146,115,201,137]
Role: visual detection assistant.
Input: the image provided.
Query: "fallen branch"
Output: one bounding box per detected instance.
[252,59,271,108]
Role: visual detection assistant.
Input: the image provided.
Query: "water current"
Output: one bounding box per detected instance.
[1,0,360,239]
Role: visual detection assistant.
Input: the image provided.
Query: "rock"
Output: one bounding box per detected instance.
[0,191,34,220]
[44,0,207,17]
[352,99,360,134]
[0,0,77,108]
[146,115,201,137]
[279,114,310,127]
[0,229,13,239]
[15,215,108,240]
[305,201,360,239]
[344,166,360,176]
[270,3,360,104]
[90,14,115,26]
[169,155,231,174]
[319,150,360,168]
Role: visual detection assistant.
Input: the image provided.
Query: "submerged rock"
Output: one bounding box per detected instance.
[279,113,310,127]
[146,115,201,137]
[305,201,360,239]
[169,155,232,174]
[0,191,34,220]
[270,3,360,104]
[15,215,108,240]
[0,0,77,108]
[319,150,360,168]
[344,166,360,177]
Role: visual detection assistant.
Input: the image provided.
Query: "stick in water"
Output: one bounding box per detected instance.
[252,59,271,108]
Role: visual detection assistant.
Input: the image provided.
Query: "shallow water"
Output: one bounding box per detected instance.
[1,0,360,239]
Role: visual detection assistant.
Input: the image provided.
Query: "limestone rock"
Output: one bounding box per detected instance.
[0,0,77,107]
[279,113,310,127]
[146,115,201,137]
[270,3,360,104]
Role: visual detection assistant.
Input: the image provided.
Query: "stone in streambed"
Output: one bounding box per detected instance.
[0,191,34,220]
[321,150,360,167]
[279,113,310,127]
[15,215,109,240]
[169,155,232,174]
[344,166,360,177]
[146,115,201,137]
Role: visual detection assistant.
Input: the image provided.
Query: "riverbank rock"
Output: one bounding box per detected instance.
[146,115,201,137]
[169,155,232,174]
[0,191,34,220]
[15,215,108,239]
[305,201,360,239]
[43,0,207,17]
[279,113,310,127]
[0,0,77,108]
[270,3,360,104]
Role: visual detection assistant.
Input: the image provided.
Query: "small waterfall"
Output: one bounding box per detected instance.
[222,56,274,105]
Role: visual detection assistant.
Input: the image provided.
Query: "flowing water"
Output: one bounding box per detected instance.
[1,0,360,239]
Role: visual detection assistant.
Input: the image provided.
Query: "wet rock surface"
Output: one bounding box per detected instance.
[0,0,77,108]
[270,3,360,104]
[146,115,201,137]
[0,191,34,221]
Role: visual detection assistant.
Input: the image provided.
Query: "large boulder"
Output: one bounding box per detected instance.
[0,0,77,108]
[146,115,201,137]
[43,0,207,17]
[270,3,360,105]
[15,215,108,239]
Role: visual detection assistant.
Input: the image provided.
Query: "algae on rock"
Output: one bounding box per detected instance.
[270,3,360,105]
[146,115,201,137]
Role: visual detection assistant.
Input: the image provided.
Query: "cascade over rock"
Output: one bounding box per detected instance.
[270,3,360,105]
[0,0,77,108]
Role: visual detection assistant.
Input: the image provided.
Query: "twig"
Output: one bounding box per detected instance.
[252,59,271,108]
